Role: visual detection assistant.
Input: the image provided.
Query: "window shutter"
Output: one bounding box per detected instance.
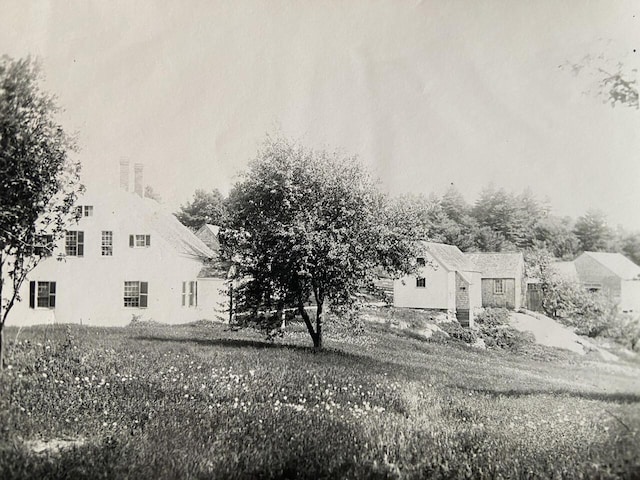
[195,281,198,307]
[77,231,84,257]
[129,235,134,247]
[49,282,56,308]
[29,281,36,308]
[145,235,151,246]
[140,282,148,307]
[181,282,186,306]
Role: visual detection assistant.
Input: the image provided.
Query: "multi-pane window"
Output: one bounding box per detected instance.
[494,279,505,295]
[124,281,148,307]
[129,234,151,248]
[29,281,56,308]
[34,234,54,256]
[75,205,94,217]
[416,257,426,288]
[65,231,84,256]
[182,281,198,307]
[101,231,113,256]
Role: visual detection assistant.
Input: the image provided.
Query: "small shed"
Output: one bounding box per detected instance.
[466,252,525,310]
[574,252,640,313]
[393,242,482,326]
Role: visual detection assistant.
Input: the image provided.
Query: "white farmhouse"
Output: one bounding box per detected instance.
[8,163,228,327]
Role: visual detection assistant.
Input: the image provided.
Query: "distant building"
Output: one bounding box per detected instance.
[573,251,640,313]
[8,162,227,327]
[394,242,481,327]
[196,224,221,252]
[466,252,525,310]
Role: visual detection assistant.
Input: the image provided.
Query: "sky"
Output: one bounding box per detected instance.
[2,1,640,229]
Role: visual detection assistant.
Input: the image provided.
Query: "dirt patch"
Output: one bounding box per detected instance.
[25,437,86,455]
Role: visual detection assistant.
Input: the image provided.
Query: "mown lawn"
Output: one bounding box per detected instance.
[1,319,639,479]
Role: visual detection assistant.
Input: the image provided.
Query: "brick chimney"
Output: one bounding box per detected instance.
[119,159,130,191]
[133,163,144,197]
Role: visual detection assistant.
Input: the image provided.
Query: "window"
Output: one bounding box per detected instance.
[182,281,198,307]
[124,281,148,308]
[34,234,54,256]
[129,234,151,248]
[65,231,84,256]
[75,205,94,217]
[416,257,426,267]
[29,281,56,308]
[494,279,505,295]
[101,231,113,256]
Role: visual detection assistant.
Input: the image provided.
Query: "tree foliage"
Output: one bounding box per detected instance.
[0,56,83,367]
[225,137,419,349]
[175,188,228,230]
[573,210,612,252]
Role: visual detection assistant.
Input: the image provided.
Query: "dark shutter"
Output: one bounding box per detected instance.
[129,235,134,247]
[49,282,56,308]
[77,231,84,257]
[181,282,185,306]
[29,281,36,308]
[140,282,148,307]
[145,235,151,246]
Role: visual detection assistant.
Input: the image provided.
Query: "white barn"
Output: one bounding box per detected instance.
[7,166,228,327]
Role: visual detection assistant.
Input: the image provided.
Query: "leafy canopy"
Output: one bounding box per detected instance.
[225,136,418,348]
[0,56,83,365]
[175,188,227,230]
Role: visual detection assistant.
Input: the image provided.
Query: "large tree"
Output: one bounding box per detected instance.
[225,137,418,349]
[0,56,83,367]
[573,210,612,252]
[175,188,228,230]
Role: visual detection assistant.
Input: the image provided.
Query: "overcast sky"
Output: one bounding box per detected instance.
[2,1,639,229]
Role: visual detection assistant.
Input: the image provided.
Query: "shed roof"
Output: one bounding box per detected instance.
[581,252,640,280]
[422,242,479,273]
[465,252,523,278]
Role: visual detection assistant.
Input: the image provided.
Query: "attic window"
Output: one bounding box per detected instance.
[416,277,426,288]
[416,257,426,267]
[76,205,94,217]
[130,234,151,248]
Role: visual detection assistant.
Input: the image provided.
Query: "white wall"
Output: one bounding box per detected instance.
[620,280,640,313]
[6,190,223,327]
[393,253,452,310]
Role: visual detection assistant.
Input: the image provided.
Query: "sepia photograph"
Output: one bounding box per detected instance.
[1,1,639,478]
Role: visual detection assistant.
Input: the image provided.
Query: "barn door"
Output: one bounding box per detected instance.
[526,285,543,312]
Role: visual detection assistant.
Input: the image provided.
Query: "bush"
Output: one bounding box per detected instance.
[479,325,535,353]
[476,308,510,327]
[606,314,640,351]
[439,321,477,344]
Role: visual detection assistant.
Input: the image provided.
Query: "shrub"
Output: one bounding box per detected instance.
[476,308,510,327]
[479,325,535,353]
[439,321,477,344]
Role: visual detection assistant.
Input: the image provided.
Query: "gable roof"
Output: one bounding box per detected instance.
[83,187,216,260]
[422,242,479,273]
[195,224,222,251]
[465,252,523,278]
[581,252,640,280]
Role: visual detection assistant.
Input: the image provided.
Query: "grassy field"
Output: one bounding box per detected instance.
[1,316,639,479]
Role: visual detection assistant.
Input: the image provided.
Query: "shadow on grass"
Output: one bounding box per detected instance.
[456,385,640,404]
[133,335,316,353]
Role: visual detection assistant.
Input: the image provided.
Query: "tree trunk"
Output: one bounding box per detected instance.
[314,301,323,350]
[0,327,4,371]
[298,301,319,347]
